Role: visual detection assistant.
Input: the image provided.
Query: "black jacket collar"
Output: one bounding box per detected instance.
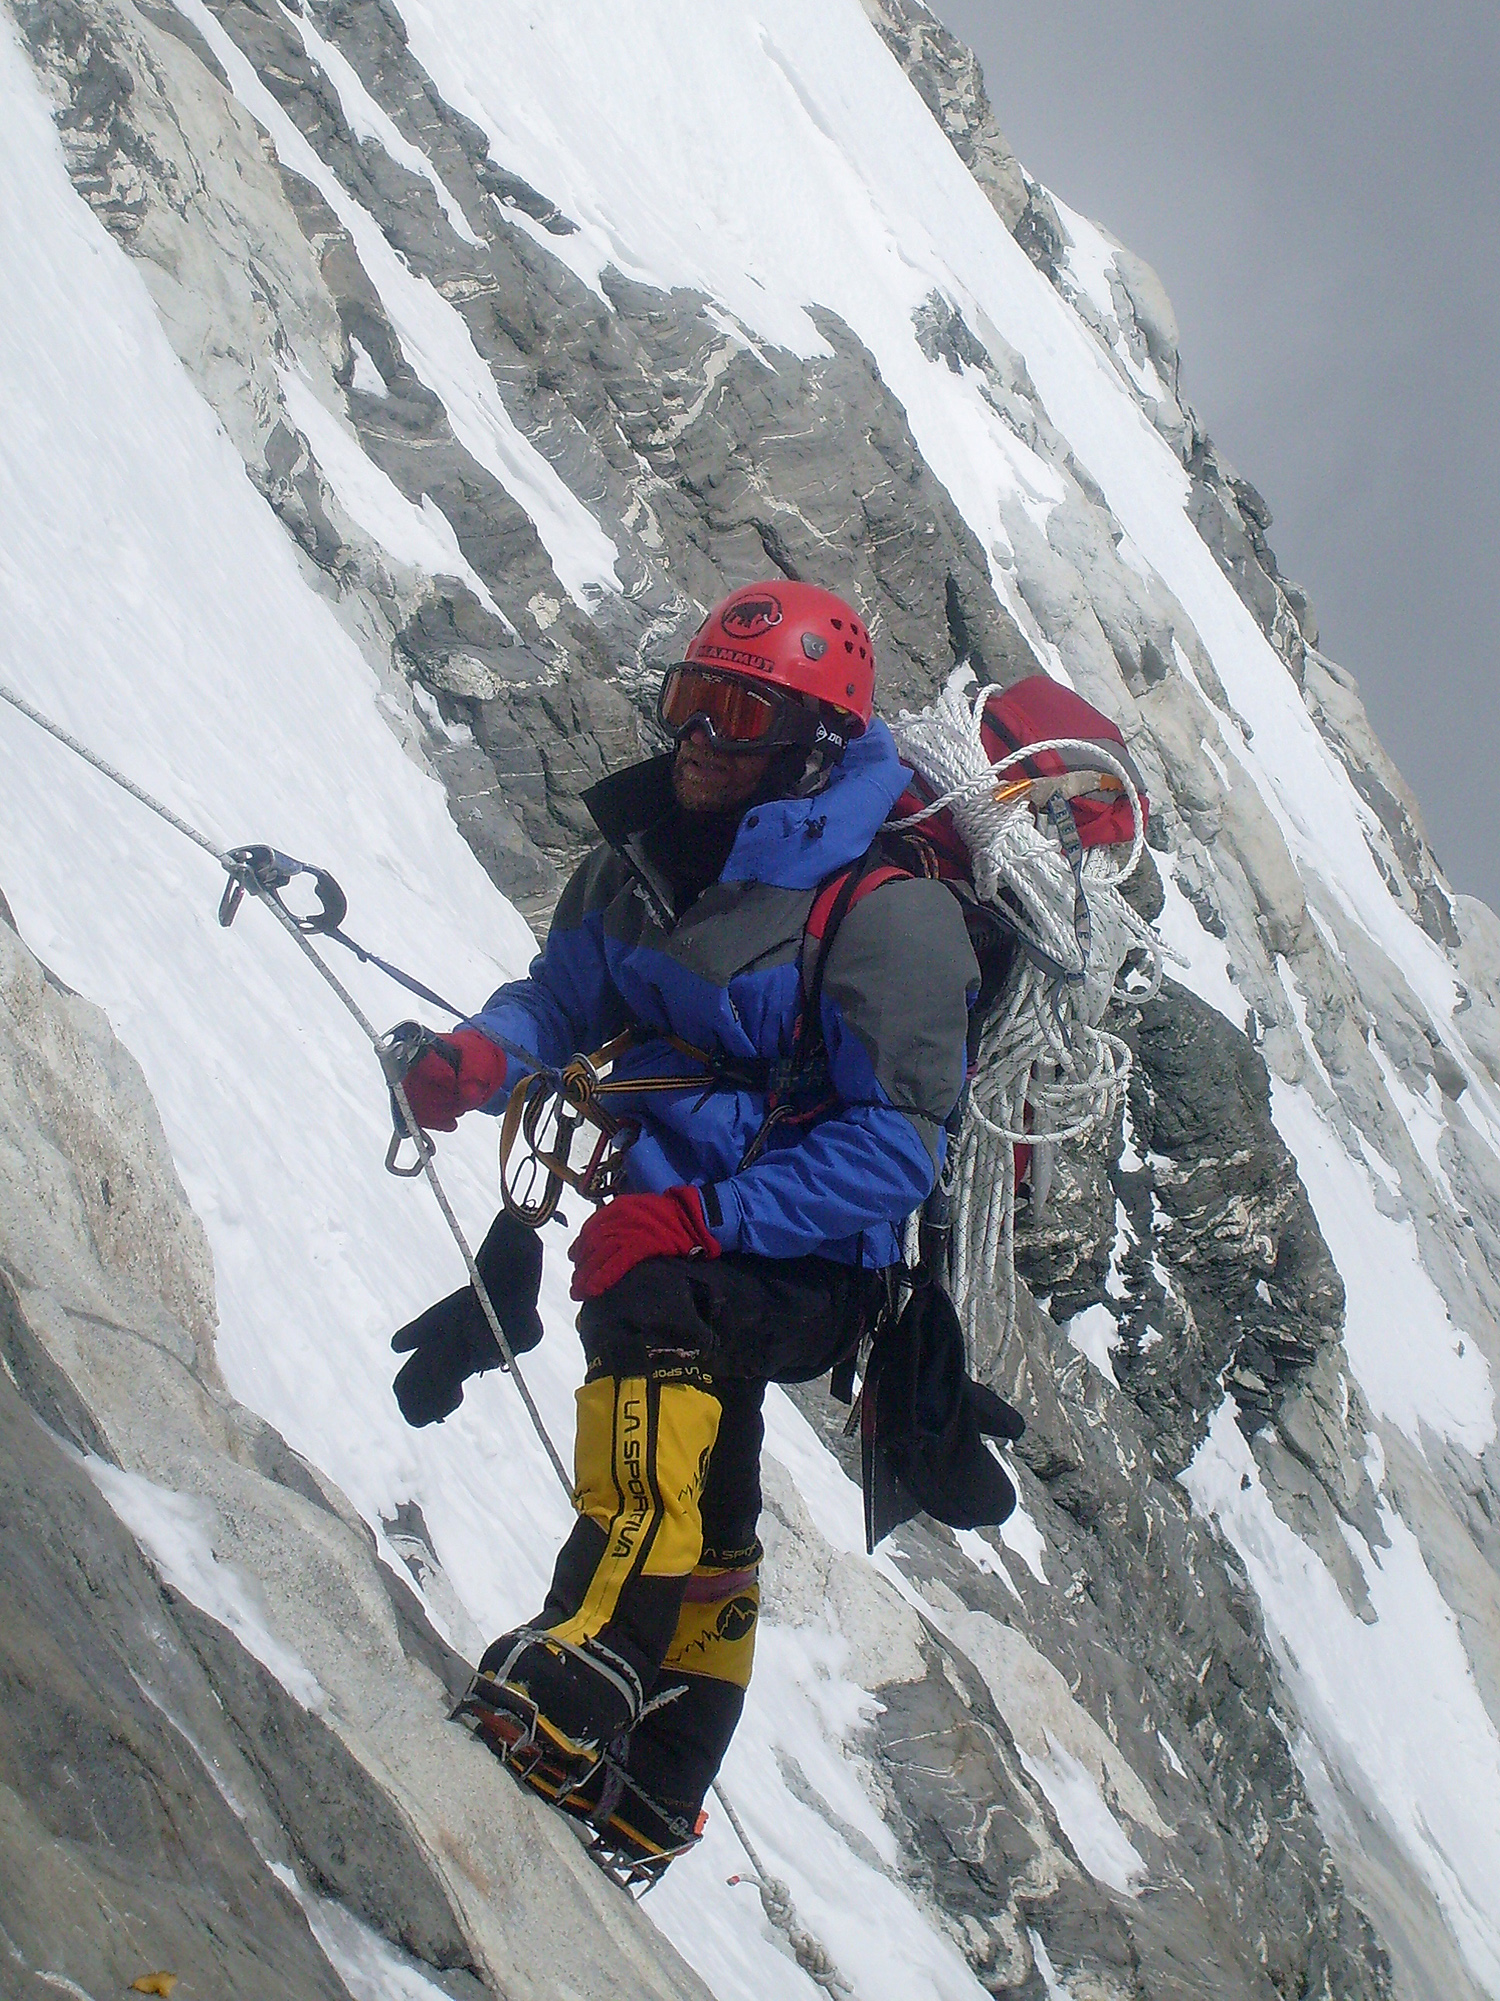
[581,754,676,849]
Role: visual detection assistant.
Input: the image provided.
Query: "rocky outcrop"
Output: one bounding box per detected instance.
[0,903,715,2001]
[0,1349,357,2001]
[14,0,1030,921]
[783,1238,1390,2001]
[861,0,1332,722]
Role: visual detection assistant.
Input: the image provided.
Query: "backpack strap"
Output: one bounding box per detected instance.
[734,843,911,1170]
[802,858,909,1013]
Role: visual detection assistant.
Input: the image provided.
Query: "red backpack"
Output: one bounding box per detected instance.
[890,675,1148,871]
[803,676,1151,1188]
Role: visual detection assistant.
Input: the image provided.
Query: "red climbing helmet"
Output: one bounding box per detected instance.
[658,582,876,758]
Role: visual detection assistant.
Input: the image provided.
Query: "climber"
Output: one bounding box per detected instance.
[395,581,981,1874]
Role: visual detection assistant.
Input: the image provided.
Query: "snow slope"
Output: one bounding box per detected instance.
[0,20,997,1998]
[5,0,1500,1995]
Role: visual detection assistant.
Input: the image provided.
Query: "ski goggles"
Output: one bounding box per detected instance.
[656,665,817,754]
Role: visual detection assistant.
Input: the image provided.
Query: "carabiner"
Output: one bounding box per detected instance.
[377,1020,447,1178]
[218,844,349,935]
[386,1125,435,1177]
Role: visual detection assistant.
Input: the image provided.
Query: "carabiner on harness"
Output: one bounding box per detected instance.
[498,1033,640,1226]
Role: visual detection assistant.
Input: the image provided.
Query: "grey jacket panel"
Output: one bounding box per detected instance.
[572,842,813,994]
[820,877,980,1159]
[662,879,814,986]
[553,843,630,931]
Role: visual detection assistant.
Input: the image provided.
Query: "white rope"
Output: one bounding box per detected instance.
[890,682,1146,982]
[890,682,1167,1366]
[0,677,851,1994]
[719,1789,853,1996]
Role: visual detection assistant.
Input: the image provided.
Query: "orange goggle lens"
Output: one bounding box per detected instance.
[658,666,784,743]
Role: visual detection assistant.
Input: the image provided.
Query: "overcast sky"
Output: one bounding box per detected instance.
[931,0,1500,915]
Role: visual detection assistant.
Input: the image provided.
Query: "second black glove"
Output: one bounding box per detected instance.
[391,1209,544,1427]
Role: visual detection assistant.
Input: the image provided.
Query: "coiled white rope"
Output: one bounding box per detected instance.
[891,681,1168,1363]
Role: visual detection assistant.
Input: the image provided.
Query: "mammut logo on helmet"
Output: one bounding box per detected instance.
[720,594,782,640]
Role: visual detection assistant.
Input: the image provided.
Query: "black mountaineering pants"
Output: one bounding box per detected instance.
[535,1250,884,1816]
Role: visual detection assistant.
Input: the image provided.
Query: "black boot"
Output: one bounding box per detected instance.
[457,1627,643,1797]
[570,1752,706,1892]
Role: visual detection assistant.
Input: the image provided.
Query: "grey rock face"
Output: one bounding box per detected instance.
[1301,647,1459,946]
[0,906,716,2001]
[784,1254,1392,2000]
[1186,438,1317,687]
[0,1363,357,2001]
[1114,984,1346,1452]
[867,0,1331,722]
[18,0,1043,919]
[858,0,1066,276]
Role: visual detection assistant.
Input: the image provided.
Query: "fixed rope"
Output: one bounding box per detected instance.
[718,1786,853,1997]
[0,677,851,1996]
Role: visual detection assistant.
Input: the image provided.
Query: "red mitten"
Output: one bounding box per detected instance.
[401,1030,509,1131]
[568,1187,720,1301]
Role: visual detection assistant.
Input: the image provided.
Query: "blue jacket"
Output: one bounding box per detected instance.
[467,721,979,1268]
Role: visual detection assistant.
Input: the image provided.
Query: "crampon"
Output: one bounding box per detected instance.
[452,1669,705,1893]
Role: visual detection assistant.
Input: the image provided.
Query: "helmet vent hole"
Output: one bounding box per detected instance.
[830,617,843,629]
[844,638,854,652]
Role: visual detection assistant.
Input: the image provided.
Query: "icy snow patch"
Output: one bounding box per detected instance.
[297,1885,463,2001]
[172,0,620,608]
[1105,1198,1136,1300]
[1185,1400,1500,1993]
[1367,1027,1461,1210]
[956,1508,1049,1593]
[1118,1097,1144,1171]
[1067,1302,1121,1388]
[285,5,484,248]
[84,1457,326,1710]
[348,337,389,398]
[1029,1931,1077,2000]
[278,365,506,618]
[1047,190,1164,404]
[1155,869,1243,1025]
[1272,1079,1493,1455]
[1019,1736,1148,1897]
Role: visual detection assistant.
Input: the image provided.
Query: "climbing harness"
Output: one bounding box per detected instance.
[495,1029,730,1226]
[0,677,851,1991]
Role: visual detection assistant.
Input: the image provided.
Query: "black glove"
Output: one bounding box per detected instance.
[392,1209,544,1427]
[863,1277,1026,1549]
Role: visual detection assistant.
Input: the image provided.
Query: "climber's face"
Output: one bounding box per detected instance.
[671,728,774,813]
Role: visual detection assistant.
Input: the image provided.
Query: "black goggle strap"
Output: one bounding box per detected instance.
[659,670,822,754]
